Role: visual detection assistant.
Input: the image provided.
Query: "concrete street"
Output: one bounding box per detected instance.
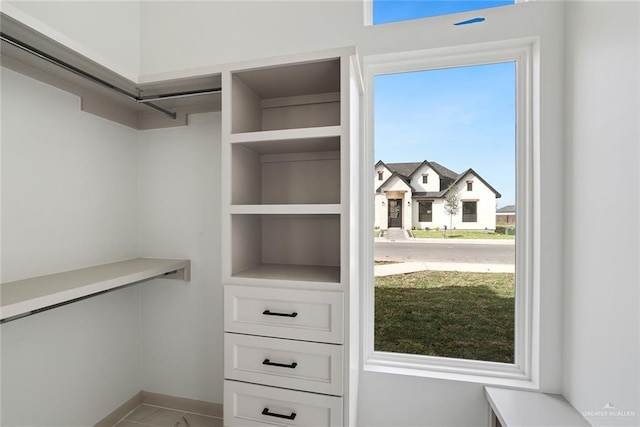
[375,240,515,265]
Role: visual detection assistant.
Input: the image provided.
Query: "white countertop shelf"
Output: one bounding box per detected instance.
[485,386,589,427]
[1,258,191,322]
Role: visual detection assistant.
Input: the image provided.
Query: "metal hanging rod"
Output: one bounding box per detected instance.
[1,32,222,120]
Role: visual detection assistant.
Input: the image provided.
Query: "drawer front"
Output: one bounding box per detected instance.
[225,333,343,395]
[224,380,343,427]
[224,285,344,344]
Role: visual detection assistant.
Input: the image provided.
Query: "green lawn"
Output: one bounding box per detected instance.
[411,229,514,240]
[375,270,515,363]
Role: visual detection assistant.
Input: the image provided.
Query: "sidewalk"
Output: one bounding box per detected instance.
[375,236,514,245]
[375,261,514,276]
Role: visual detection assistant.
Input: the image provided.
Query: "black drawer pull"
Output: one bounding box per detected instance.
[262,408,297,420]
[263,310,298,317]
[263,359,298,369]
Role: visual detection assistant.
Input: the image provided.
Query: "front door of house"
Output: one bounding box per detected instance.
[388,199,402,228]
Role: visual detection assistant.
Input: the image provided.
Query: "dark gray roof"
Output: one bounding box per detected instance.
[429,161,459,180]
[376,160,501,199]
[384,162,424,179]
[413,192,446,198]
[497,205,515,213]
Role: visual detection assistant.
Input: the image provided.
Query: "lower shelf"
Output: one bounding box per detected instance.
[232,264,340,284]
[1,258,191,322]
[224,380,343,427]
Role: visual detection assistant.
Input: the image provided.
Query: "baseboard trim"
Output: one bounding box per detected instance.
[140,391,223,418]
[94,391,143,427]
[94,391,222,426]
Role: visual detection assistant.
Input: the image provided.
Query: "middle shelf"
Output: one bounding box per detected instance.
[231,132,341,206]
[231,214,341,284]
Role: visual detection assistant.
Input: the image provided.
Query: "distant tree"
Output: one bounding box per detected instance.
[443,185,461,235]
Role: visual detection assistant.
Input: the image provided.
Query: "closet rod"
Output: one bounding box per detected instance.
[0,32,179,119]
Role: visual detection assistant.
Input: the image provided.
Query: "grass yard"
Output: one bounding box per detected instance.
[411,229,514,240]
[375,270,515,363]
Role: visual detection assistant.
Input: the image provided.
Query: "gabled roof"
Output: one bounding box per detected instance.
[446,168,502,198]
[376,160,501,199]
[375,171,416,193]
[429,161,459,180]
[384,162,423,178]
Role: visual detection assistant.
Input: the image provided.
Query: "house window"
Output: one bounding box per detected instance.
[364,39,535,385]
[368,0,516,26]
[419,201,432,222]
[467,181,473,191]
[378,171,383,180]
[462,201,477,222]
[422,175,428,184]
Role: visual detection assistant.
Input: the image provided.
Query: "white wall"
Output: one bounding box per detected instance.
[563,2,640,425]
[137,112,223,404]
[410,164,439,193]
[1,68,141,425]
[3,1,141,81]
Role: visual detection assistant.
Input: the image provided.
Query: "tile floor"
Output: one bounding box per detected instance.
[114,404,222,427]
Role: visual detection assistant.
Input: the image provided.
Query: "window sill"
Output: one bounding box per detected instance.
[364,353,538,390]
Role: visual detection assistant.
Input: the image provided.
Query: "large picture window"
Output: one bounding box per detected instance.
[418,201,433,222]
[462,201,477,222]
[364,40,536,384]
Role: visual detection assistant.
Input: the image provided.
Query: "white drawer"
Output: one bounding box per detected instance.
[224,285,344,344]
[225,333,343,395]
[224,380,343,427]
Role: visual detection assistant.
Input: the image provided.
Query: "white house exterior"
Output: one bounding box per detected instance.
[375,160,501,230]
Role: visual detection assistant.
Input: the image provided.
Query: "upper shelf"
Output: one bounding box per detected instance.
[1,12,221,130]
[0,258,191,322]
[231,58,341,134]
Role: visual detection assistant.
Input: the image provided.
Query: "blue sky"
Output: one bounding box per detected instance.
[373,0,514,25]
[373,1,517,207]
[374,61,516,207]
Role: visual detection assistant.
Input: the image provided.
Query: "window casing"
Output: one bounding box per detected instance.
[418,201,433,222]
[378,171,384,180]
[363,39,538,387]
[467,181,473,191]
[462,201,477,222]
[422,174,428,184]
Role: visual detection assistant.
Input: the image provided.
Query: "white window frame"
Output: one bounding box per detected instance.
[362,38,540,388]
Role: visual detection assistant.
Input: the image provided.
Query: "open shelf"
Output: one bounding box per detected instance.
[0,258,191,322]
[228,125,341,145]
[232,138,340,205]
[230,204,341,215]
[231,264,341,284]
[231,214,340,284]
[231,58,341,134]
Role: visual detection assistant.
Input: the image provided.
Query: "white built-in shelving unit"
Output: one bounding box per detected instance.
[222,48,361,426]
